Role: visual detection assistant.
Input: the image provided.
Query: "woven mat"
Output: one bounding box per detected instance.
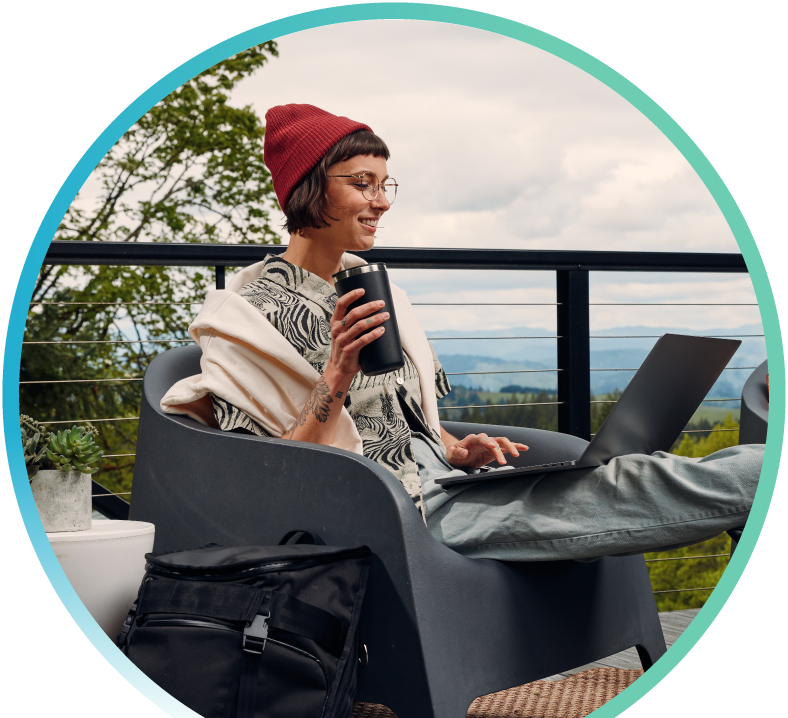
[351,667,643,718]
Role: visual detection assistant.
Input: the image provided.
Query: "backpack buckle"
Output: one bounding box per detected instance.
[243,612,270,654]
[117,601,138,650]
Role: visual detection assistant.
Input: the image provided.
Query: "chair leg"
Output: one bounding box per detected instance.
[635,637,667,671]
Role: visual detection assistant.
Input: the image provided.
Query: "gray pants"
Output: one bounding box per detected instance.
[412,432,761,562]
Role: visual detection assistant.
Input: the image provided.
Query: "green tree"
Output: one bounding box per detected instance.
[645,533,732,611]
[21,43,280,497]
[672,414,740,458]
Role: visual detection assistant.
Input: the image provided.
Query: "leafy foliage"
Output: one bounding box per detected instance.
[21,43,280,497]
[671,413,740,457]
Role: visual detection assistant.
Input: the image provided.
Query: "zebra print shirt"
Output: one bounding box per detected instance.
[211,255,451,507]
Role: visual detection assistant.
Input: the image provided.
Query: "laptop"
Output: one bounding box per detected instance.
[435,334,741,489]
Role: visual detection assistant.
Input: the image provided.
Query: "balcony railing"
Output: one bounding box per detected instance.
[27,241,756,604]
[40,241,754,442]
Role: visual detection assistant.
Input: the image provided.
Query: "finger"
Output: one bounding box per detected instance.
[346,325,385,353]
[491,445,507,463]
[334,288,365,319]
[495,437,520,457]
[336,312,388,347]
[342,300,386,329]
[458,434,483,448]
[514,443,529,451]
[347,311,390,338]
[480,438,506,464]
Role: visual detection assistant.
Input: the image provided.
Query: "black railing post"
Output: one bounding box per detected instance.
[215,266,225,290]
[557,270,591,440]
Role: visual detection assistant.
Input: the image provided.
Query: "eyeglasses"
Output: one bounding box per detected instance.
[327,172,398,204]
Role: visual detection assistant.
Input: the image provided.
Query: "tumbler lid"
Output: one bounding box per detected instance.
[333,263,387,282]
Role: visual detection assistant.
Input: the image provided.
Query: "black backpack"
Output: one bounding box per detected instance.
[117,531,371,718]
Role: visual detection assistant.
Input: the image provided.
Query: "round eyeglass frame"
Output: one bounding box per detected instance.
[327,172,398,204]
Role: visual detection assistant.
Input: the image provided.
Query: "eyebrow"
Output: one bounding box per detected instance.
[358,169,390,181]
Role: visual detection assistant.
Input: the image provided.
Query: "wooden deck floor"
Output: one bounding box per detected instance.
[543,609,700,680]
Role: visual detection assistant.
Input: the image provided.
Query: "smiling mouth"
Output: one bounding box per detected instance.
[358,218,378,228]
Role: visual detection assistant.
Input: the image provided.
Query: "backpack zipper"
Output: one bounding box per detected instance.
[146,548,369,582]
[138,617,325,666]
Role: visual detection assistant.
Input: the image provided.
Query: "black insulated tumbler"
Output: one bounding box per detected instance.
[333,263,405,376]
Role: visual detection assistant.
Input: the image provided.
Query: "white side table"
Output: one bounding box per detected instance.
[48,520,155,640]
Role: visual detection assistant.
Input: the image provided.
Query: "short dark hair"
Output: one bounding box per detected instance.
[283,130,390,234]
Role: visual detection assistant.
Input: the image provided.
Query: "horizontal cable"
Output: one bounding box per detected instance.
[42,417,140,425]
[644,554,730,563]
[414,303,561,306]
[26,335,763,345]
[444,366,755,380]
[101,453,135,458]
[590,366,755,372]
[591,428,738,437]
[445,369,560,376]
[24,339,192,345]
[20,378,143,384]
[653,587,717,594]
[590,398,741,404]
[590,334,763,339]
[31,301,201,306]
[681,428,736,436]
[92,492,131,498]
[439,402,563,410]
[591,303,757,306]
[414,302,758,306]
[429,336,560,341]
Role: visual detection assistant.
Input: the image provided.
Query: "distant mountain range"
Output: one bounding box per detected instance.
[430,324,766,397]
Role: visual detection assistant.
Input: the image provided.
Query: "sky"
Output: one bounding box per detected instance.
[228,20,760,334]
[72,19,762,335]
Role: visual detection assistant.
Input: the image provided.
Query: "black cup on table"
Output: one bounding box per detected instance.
[332,263,405,376]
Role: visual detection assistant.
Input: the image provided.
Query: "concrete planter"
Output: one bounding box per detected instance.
[30,470,91,532]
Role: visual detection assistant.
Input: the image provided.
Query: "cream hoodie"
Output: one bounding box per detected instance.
[160,253,442,456]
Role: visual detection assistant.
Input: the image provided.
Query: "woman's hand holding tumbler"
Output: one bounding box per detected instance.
[329,288,388,376]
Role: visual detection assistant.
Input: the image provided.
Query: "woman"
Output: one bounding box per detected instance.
[163,104,761,562]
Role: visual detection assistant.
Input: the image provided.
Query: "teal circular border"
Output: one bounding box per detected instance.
[5,4,783,716]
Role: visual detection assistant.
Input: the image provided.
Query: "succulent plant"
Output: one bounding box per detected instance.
[22,426,48,480]
[45,425,104,474]
[21,414,50,446]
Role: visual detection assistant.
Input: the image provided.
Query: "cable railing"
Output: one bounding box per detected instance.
[25,241,755,604]
[27,242,759,442]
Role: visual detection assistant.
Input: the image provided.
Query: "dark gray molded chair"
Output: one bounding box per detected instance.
[730,360,768,554]
[129,346,666,718]
[739,360,768,445]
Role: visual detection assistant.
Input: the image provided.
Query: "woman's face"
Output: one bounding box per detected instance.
[317,154,391,253]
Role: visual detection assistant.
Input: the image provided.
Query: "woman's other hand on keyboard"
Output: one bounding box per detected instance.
[445,433,529,468]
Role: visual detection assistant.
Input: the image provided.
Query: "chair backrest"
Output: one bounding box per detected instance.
[739,360,768,444]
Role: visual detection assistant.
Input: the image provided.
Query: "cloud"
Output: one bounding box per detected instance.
[69,20,758,340]
[234,20,739,255]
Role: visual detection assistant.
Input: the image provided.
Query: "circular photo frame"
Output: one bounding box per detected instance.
[5,5,783,718]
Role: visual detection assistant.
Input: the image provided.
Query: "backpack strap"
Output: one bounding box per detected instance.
[139,579,345,654]
[237,592,273,718]
[235,593,345,718]
[140,579,266,623]
[278,529,326,546]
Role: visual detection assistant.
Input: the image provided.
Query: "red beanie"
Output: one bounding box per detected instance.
[264,104,373,210]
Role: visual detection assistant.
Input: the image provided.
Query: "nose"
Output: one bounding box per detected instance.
[371,187,391,211]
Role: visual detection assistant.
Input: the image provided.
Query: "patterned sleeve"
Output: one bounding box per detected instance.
[430,342,451,399]
[211,393,272,437]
